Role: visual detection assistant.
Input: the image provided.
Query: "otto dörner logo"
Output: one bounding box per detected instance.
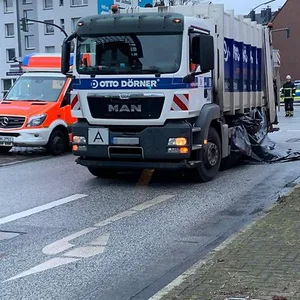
[0,117,9,127]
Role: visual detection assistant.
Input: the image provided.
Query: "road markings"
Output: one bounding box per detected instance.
[0,194,87,226]
[4,195,174,282]
[0,231,20,241]
[4,258,80,282]
[42,227,97,255]
[94,195,174,227]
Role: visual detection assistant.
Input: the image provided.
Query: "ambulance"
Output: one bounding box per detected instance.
[0,53,76,155]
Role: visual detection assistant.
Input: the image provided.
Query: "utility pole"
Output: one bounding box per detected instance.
[15,0,22,71]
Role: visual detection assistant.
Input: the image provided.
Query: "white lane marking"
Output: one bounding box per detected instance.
[4,257,79,282]
[0,194,87,226]
[42,227,97,255]
[94,195,174,227]
[0,232,20,241]
[89,233,110,246]
[62,246,105,258]
[4,194,175,282]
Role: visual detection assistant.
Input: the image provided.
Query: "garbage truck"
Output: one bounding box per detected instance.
[60,3,279,182]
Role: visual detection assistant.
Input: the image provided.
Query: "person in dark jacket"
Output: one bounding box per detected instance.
[281,75,296,117]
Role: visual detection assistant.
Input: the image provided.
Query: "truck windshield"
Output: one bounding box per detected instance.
[76,34,182,75]
[4,76,66,102]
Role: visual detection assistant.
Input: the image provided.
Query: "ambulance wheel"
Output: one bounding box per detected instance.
[193,127,221,182]
[46,129,68,156]
[88,167,118,178]
[0,146,12,153]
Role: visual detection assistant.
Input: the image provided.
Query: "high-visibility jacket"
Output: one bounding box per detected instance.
[281,82,296,99]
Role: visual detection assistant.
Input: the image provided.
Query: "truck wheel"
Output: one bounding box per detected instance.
[0,146,12,153]
[194,127,221,182]
[46,129,67,156]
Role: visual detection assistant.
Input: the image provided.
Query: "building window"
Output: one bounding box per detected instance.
[60,19,65,30]
[4,0,13,13]
[59,0,64,5]
[23,0,33,4]
[2,79,16,98]
[45,46,55,53]
[44,20,54,34]
[25,35,35,49]
[5,23,14,37]
[6,49,16,62]
[71,0,88,7]
[71,17,81,31]
[23,9,34,24]
[44,0,53,9]
[2,79,13,97]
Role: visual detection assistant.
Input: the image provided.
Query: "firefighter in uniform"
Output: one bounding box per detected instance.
[281,75,296,117]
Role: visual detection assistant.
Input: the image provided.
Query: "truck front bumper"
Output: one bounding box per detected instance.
[72,120,195,170]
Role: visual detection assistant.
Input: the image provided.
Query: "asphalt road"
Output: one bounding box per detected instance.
[1,108,300,300]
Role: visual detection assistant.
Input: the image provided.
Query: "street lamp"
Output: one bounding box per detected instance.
[247,0,276,20]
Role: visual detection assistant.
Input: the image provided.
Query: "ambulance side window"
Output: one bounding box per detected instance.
[61,81,72,108]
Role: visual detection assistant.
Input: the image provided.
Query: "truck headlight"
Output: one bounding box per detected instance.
[73,136,86,144]
[26,114,47,127]
[168,137,187,146]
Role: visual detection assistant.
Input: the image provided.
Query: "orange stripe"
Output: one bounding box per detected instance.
[27,56,61,68]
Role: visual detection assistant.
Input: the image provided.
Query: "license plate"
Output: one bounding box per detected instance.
[88,128,109,145]
[0,136,13,146]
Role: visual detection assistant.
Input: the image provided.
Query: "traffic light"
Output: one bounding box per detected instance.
[20,17,28,32]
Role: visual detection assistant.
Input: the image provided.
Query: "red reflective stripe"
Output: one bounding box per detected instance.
[173,95,188,110]
[71,95,79,109]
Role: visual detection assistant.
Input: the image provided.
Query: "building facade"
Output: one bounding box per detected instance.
[0,0,151,97]
[272,0,300,83]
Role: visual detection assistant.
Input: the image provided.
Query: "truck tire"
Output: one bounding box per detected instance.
[88,167,118,178]
[194,127,221,182]
[46,129,67,156]
[0,146,12,153]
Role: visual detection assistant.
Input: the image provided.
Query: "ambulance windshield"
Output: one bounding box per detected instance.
[76,34,182,75]
[5,76,65,102]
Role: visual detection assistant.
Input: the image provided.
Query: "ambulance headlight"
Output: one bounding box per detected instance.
[27,114,47,127]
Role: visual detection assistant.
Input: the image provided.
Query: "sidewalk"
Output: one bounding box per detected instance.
[153,185,300,300]
[151,109,300,300]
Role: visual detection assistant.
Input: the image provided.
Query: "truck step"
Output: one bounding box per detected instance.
[192,127,201,133]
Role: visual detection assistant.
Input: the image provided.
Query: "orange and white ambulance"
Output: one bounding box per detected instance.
[0,53,76,155]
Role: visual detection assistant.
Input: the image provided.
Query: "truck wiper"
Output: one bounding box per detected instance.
[141,68,161,77]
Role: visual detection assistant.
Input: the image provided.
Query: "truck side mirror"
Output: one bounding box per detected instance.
[191,35,214,73]
[61,40,71,75]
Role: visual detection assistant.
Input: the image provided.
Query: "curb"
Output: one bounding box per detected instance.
[149,177,300,300]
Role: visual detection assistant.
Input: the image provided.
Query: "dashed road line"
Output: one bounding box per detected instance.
[0,194,88,226]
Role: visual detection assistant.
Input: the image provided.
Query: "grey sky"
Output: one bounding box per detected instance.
[211,0,287,15]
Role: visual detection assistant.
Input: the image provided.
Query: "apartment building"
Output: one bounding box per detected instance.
[0,0,151,97]
[0,0,101,96]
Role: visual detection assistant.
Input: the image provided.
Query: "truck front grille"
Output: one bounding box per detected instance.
[0,116,25,129]
[87,95,165,119]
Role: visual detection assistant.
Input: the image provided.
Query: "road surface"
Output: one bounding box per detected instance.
[0,108,300,300]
